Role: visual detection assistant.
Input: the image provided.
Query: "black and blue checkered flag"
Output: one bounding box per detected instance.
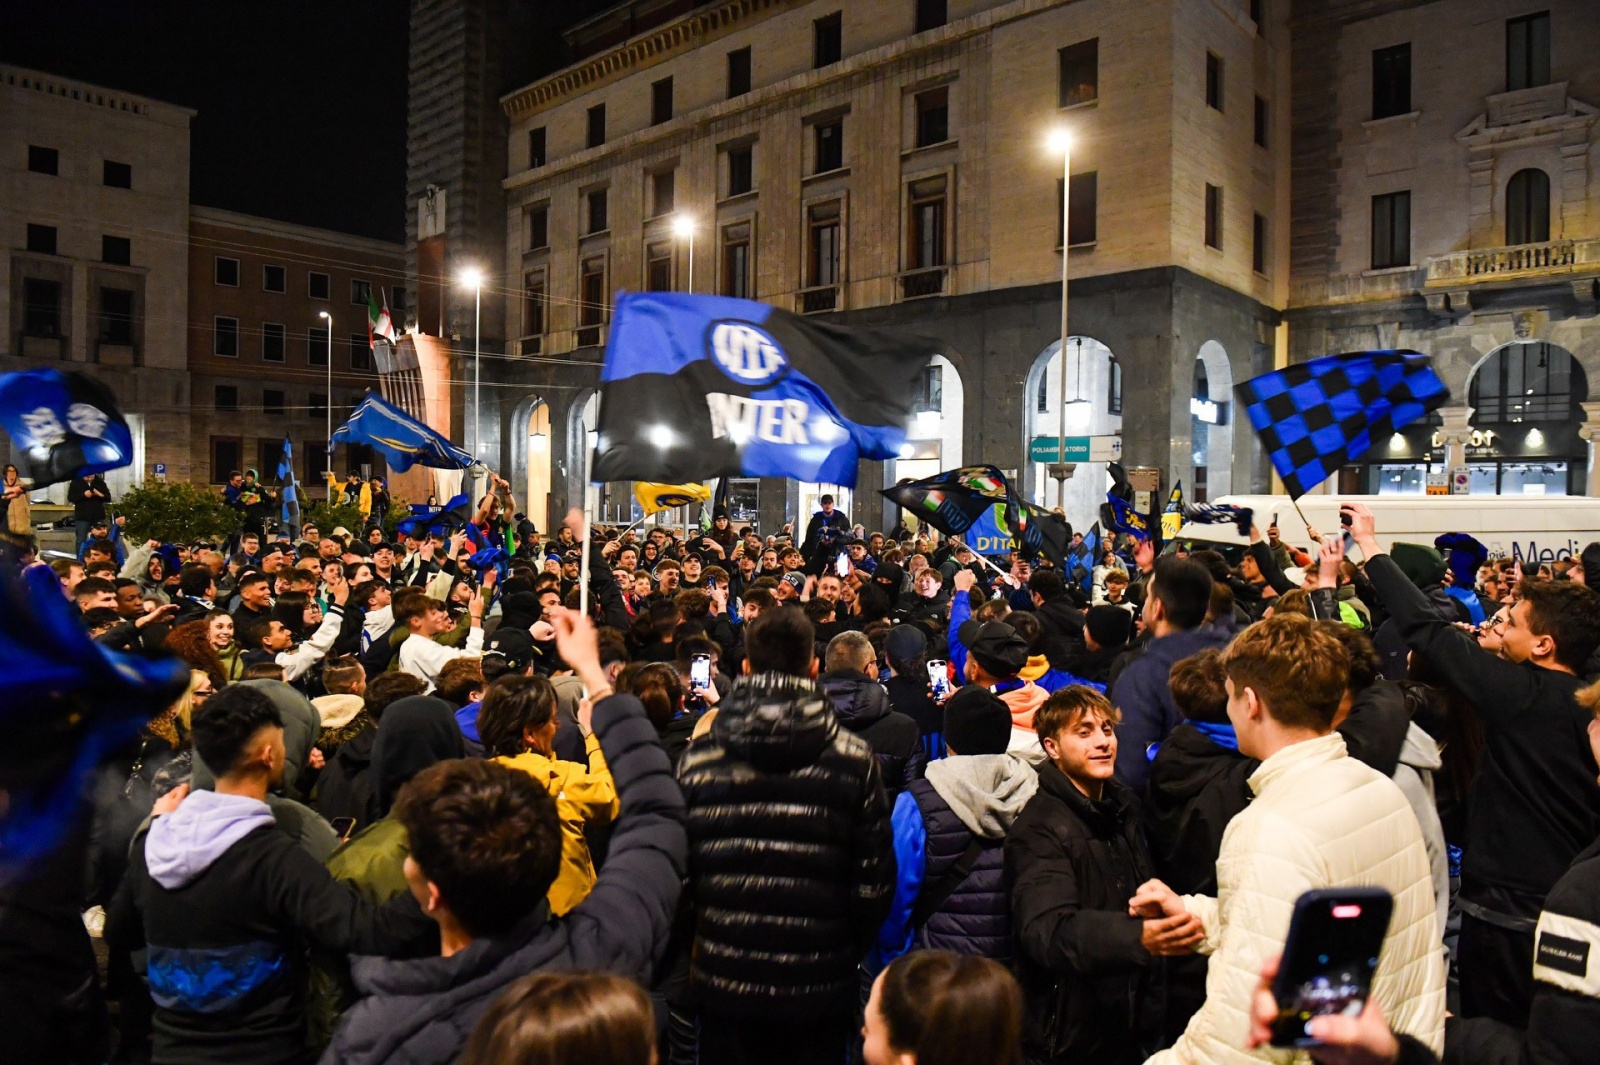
[1236,350,1449,499]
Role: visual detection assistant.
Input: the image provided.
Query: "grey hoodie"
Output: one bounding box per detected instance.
[1394,722,1449,937]
[924,753,1040,839]
[144,790,275,889]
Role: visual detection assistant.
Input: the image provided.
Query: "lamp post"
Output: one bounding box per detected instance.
[318,310,333,501]
[1048,129,1073,509]
[459,268,485,464]
[672,214,696,293]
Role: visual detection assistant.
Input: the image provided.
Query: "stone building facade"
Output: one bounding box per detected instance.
[451,0,1294,533]
[186,207,405,488]
[1288,0,1600,498]
[0,65,194,494]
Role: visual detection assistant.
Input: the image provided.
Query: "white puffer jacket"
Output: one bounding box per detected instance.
[1146,733,1446,1065]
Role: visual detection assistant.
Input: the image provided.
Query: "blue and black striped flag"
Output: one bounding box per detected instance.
[590,293,934,487]
[1236,350,1449,499]
[276,435,300,530]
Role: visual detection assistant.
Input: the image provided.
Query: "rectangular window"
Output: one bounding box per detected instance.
[915,87,949,147]
[101,235,131,265]
[21,278,61,336]
[1058,171,1099,246]
[347,280,367,306]
[915,0,947,32]
[1506,11,1550,91]
[211,438,241,483]
[263,389,285,416]
[98,288,134,345]
[727,46,752,98]
[26,224,57,255]
[1206,51,1225,111]
[215,256,240,286]
[1107,357,1123,414]
[350,333,371,371]
[1371,190,1411,268]
[309,393,328,418]
[214,316,239,357]
[1371,43,1411,119]
[308,326,329,365]
[587,188,608,234]
[814,12,842,68]
[1058,39,1099,107]
[103,160,132,188]
[651,170,676,217]
[308,272,330,300]
[1204,183,1223,249]
[263,264,286,292]
[528,126,547,168]
[27,145,58,175]
[913,365,943,413]
[646,244,674,292]
[262,322,286,362]
[1252,212,1268,274]
[814,120,844,173]
[586,103,606,148]
[808,201,842,287]
[722,222,752,299]
[908,177,947,269]
[651,76,674,125]
[527,204,549,249]
[522,275,546,337]
[1254,95,1268,147]
[728,145,754,196]
[579,259,606,327]
[215,385,238,412]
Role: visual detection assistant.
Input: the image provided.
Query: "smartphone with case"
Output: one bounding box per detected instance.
[1270,888,1394,1048]
[926,659,951,700]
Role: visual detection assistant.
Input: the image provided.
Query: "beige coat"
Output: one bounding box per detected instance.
[1146,732,1446,1065]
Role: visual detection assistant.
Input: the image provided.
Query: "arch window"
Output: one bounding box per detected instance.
[1506,168,1550,245]
[1468,343,1583,423]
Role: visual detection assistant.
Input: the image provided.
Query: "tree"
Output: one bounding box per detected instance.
[116,482,240,545]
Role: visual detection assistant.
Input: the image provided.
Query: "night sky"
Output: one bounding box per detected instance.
[0,0,410,242]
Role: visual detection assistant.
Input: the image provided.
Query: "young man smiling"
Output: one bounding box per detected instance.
[1007,687,1201,1064]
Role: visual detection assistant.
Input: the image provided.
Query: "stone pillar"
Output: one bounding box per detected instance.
[1436,405,1475,478]
[1578,402,1600,498]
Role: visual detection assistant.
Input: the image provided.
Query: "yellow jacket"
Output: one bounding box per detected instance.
[495,735,620,915]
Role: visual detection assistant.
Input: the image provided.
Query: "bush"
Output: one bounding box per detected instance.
[301,494,411,540]
[117,482,241,545]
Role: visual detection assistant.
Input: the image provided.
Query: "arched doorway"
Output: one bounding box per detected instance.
[1370,341,1587,495]
[519,395,552,533]
[1192,341,1234,502]
[882,353,965,525]
[1022,336,1122,533]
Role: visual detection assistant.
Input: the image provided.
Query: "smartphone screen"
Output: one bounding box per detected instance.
[1271,888,1394,1048]
[926,659,951,700]
[330,817,356,842]
[835,553,851,578]
[690,653,712,692]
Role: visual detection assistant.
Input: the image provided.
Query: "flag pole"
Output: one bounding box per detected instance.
[1290,497,1314,535]
[579,442,594,621]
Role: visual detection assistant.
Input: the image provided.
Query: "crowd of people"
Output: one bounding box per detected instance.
[7,469,1600,1065]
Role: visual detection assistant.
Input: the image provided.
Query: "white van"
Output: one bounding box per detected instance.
[1169,494,1600,564]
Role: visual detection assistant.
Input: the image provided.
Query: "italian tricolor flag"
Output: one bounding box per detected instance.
[367,290,398,348]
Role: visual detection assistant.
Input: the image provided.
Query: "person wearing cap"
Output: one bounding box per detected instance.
[873,685,1038,969]
[559,550,583,600]
[801,492,851,572]
[820,631,927,797]
[681,552,705,588]
[1007,686,1196,1064]
[955,613,1044,764]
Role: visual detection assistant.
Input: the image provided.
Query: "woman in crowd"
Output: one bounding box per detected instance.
[3,463,30,539]
[159,618,232,689]
[862,951,1023,1065]
[205,609,245,681]
[463,972,655,1065]
[617,661,697,765]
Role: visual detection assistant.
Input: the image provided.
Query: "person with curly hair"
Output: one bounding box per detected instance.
[158,618,231,690]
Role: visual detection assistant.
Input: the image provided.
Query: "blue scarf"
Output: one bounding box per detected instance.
[1193,720,1239,751]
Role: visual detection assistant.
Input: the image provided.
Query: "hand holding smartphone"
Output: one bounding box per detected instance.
[926,659,951,701]
[1269,888,1393,1048]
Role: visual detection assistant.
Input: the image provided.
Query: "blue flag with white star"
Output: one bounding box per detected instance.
[1236,350,1449,499]
[591,293,934,488]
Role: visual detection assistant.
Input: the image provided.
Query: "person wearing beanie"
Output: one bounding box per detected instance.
[872,685,1039,969]
[1372,542,1474,681]
[1436,532,1488,625]
[1007,686,1192,1064]
[1060,604,1133,685]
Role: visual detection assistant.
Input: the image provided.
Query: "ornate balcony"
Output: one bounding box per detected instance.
[1425,238,1600,286]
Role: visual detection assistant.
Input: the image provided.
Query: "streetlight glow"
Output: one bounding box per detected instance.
[459,267,484,290]
[1047,128,1073,154]
[671,213,695,238]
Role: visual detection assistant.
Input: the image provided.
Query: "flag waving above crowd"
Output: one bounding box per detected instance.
[0,369,133,488]
[590,293,934,488]
[332,391,474,472]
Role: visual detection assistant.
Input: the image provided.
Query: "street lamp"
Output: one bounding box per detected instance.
[1048,128,1074,509]
[318,310,333,501]
[672,214,696,293]
[459,267,485,462]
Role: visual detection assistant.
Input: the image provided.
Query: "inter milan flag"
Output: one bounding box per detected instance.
[881,465,1012,538]
[332,392,474,473]
[1236,350,1448,499]
[395,493,473,539]
[276,436,301,530]
[1001,495,1071,568]
[634,482,712,515]
[0,369,133,488]
[591,293,934,487]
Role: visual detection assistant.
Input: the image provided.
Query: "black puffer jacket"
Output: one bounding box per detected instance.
[1006,763,1155,1065]
[1035,596,1088,671]
[677,673,894,1021]
[819,669,927,796]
